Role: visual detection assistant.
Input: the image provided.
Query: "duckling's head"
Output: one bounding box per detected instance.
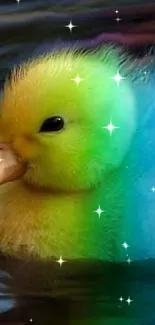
[0,46,136,192]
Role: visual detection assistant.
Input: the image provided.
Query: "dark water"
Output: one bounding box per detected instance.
[1,255,155,325]
[0,1,155,324]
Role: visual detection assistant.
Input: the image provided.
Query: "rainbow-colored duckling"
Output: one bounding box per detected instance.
[0,46,136,262]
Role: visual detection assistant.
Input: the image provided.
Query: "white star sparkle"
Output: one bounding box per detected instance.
[110,71,125,86]
[94,205,105,218]
[115,17,121,22]
[72,75,83,85]
[126,297,133,305]
[119,296,123,302]
[103,119,119,136]
[56,256,66,267]
[29,319,33,323]
[151,186,155,192]
[122,242,129,249]
[115,10,119,14]
[127,258,132,265]
[65,20,77,32]
[16,0,20,4]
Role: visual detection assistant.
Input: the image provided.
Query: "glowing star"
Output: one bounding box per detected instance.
[110,71,125,86]
[151,186,155,192]
[65,20,77,32]
[103,119,119,136]
[72,75,83,86]
[127,258,132,265]
[94,205,105,218]
[115,10,119,14]
[122,242,129,249]
[16,0,20,4]
[119,297,123,302]
[56,256,66,267]
[29,319,33,323]
[115,17,121,22]
[126,297,133,305]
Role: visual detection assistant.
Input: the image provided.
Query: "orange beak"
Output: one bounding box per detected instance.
[0,142,27,185]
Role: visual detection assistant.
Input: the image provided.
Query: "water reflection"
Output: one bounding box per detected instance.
[0,256,154,324]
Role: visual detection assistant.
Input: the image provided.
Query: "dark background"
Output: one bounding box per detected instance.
[1,0,155,89]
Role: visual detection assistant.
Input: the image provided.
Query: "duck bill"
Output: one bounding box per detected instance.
[0,143,27,185]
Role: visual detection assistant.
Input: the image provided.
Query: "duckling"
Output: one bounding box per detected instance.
[0,46,136,261]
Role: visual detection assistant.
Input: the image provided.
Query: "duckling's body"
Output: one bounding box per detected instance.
[0,46,136,262]
[0,173,124,261]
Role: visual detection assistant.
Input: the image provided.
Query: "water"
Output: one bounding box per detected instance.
[0,1,155,324]
[1,256,155,324]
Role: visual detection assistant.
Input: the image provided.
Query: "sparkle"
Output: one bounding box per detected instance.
[65,20,77,32]
[151,186,155,192]
[56,256,66,267]
[115,10,119,14]
[115,17,121,22]
[16,0,20,3]
[127,258,132,264]
[103,119,119,136]
[110,71,125,86]
[119,296,123,302]
[29,319,33,323]
[0,158,3,162]
[72,75,83,85]
[94,205,105,218]
[126,297,133,305]
[122,242,129,249]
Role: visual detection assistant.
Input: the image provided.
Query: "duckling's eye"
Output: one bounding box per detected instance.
[39,116,64,132]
